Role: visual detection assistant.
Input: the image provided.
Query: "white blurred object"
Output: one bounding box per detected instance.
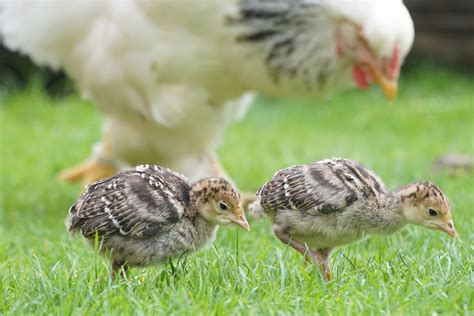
[1,0,414,183]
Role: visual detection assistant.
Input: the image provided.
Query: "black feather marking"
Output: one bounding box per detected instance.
[237,30,278,42]
[228,0,335,88]
[139,225,163,238]
[81,215,110,238]
[240,7,287,20]
[328,165,357,197]
[353,162,383,194]
[294,192,323,210]
[344,193,358,207]
[372,179,383,194]
[270,37,295,56]
[129,178,160,209]
[320,204,339,214]
[343,163,372,198]
[309,167,340,192]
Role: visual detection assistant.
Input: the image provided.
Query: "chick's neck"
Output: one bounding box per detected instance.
[362,187,418,234]
[387,182,427,226]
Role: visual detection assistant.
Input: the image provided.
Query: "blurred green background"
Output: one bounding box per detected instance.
[1,3,473,314]
[1,61,473,314]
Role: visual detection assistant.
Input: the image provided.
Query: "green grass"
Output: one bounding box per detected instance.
[1,64,473,315]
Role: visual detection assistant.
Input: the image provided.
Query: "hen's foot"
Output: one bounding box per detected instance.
[59,159,117,185]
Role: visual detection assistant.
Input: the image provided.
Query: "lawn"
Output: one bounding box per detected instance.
[1,64,473,314]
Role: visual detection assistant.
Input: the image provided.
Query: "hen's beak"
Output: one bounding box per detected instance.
[231,210,250,231]
[438,222,458,238]
[375,73,398,101]
[353,36,399,102]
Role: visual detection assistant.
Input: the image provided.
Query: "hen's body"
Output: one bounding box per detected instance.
[2,0,414,182]
[3,1,253,180]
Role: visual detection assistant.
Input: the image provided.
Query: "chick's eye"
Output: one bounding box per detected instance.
[428,208,438,217]
[218,201,229,211]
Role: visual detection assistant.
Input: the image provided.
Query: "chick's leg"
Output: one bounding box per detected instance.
[58,129,117,185]
[273,227,311,259]
[111,260,128,280]
[310,249,332,282]
[273,226,332,281]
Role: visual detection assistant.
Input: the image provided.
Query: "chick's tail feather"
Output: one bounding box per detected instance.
[65,203,82,234]
[248,197,265,219]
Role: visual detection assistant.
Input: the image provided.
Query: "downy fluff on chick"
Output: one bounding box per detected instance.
[250,158,457,281]
[67,164,249,278]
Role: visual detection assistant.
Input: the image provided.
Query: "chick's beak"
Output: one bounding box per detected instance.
[231,209,250,231]
[438,222,458,238]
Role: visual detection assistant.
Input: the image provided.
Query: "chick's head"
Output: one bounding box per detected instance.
[401,181,457,238]
[190,178,250,231]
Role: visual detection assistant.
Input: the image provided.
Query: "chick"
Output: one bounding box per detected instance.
[250,158,457,281]
[66,164,249,279]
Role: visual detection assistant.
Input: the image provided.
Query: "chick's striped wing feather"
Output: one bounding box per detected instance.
[258,160,379,214]
[68,166,190,239]
[258,165,327,212]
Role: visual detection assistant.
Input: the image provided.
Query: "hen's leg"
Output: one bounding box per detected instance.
[59,159,117,184]
[59,132,117,185]
[208,153,228,178]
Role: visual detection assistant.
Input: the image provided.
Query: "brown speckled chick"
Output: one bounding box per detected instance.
[250,158,457,281]
[66,164,249,279]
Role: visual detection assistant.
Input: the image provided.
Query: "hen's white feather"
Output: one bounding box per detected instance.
[1,0,413,180]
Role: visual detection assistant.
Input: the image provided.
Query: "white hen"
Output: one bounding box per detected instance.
[1,0,414,183]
